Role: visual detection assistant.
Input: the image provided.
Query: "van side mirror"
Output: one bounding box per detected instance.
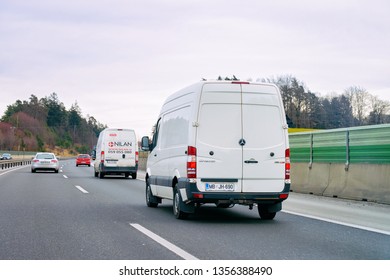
[141,136,150,151]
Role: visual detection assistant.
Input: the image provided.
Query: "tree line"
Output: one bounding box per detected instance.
[1,76,389,152]
[0,93,106,153]
[261,75,390,129]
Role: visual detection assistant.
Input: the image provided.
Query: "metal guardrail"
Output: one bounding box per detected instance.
[290,124,390,169]
[0,159,32,170]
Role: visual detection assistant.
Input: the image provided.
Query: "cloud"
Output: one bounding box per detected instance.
[1,0,389,137]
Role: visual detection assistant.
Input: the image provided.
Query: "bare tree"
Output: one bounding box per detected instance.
[368,95,390,124]
[344,86,371,126]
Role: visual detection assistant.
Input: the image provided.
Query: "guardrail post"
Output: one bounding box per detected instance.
[309,133,313,169]
[345,130,350,171]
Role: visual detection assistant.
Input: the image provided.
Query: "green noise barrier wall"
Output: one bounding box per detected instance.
[289,124,390,204]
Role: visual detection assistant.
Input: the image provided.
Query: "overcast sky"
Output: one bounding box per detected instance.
[1,0,389,137]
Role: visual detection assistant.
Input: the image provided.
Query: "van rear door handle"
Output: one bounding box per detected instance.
[244,159,258,164]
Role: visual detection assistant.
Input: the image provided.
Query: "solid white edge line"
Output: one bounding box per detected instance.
[75,185,89,194]
[282,210,390,236]
[0,165,28,176]
[130,223,199,260]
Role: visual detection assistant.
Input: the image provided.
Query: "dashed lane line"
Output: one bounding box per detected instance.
[130,223,199,260]
[74,185,89,194]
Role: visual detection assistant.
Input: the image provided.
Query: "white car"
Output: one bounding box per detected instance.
[31,152,60,173]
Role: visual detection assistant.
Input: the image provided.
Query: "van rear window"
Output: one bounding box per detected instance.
[198,104,241,148]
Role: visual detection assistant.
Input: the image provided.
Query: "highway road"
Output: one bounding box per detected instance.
[0,159,389,260]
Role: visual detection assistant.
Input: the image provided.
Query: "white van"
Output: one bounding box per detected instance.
[141,80,290,219]
[94,128,138,179]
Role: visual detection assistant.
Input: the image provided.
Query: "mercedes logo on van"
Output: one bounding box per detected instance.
[239,139,246,146]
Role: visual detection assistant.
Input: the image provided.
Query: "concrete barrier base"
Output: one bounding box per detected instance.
[291,163,390,205]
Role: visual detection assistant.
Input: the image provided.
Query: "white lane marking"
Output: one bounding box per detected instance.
[130,223,198,260]
[75,185,89,194]
[282,210,390,236]
[0,165,28,176]
[63,175,68,179]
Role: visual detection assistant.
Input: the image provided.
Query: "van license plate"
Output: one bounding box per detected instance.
[205,183,235,191]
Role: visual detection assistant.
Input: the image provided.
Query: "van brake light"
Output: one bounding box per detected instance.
[285,148,291,183]
[135,151,139,164]
[187,146,197,178]
[101,151,105,163]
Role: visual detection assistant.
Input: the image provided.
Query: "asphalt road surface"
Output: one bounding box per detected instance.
[0,159,389,260]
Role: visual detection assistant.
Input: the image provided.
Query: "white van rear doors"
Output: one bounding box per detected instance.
[196,82,286,193]
[104,130,136,167]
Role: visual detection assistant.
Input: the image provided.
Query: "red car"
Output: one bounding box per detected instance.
[76,154,91,167]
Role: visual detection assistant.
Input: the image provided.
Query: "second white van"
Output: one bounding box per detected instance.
[94,128,138,179]
[141,80,290,219]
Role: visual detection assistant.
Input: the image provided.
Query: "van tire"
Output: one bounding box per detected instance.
[173,186,188,219]
[94,170,98,177]
[99,172,105,179]
[146,180,158,208]
[258,207,276,220]
[131,173,137,179]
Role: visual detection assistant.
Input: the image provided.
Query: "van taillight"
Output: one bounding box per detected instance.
[187,146,197,178]
[101,151,105,163]
[135,151,139,164]
[285,148,291,183]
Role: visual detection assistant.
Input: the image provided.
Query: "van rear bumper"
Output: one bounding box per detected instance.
[178,179,290,205]
[99,163,138,174]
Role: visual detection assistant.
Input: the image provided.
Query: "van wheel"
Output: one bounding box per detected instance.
[146,180,158,208]
[131,173,137,179]
[99,172,105,179]
[173,186,188,219]
[258,207,276,220]
[94,170,98,177]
